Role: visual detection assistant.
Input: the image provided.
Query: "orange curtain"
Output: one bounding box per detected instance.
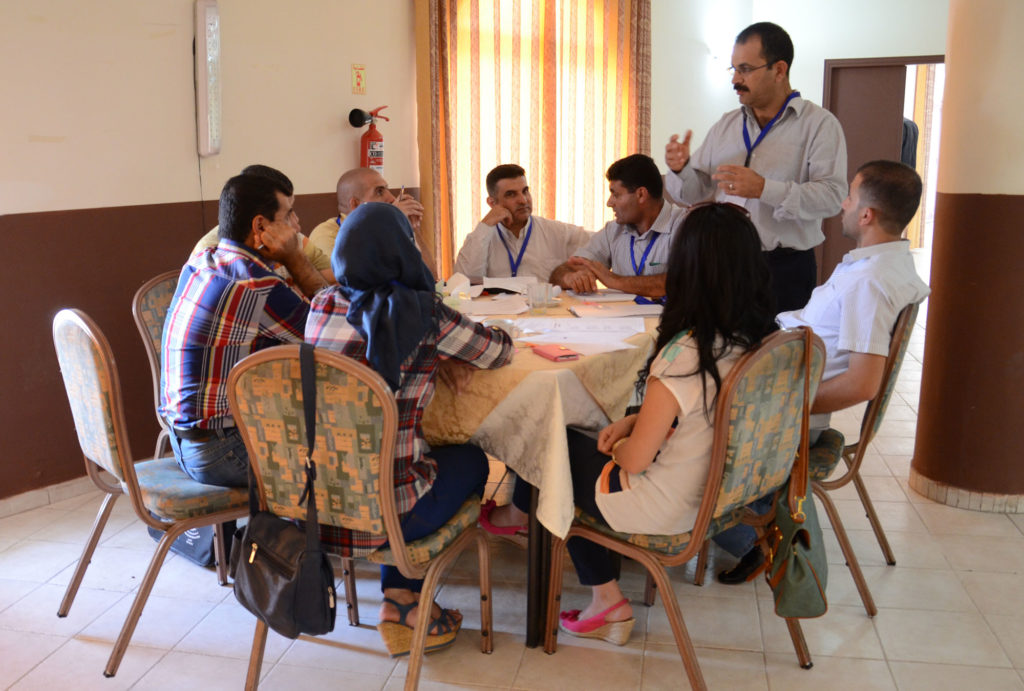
[417,0,651,279]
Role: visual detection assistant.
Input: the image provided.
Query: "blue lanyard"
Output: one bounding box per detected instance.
[630,233,659,276]
[336,215,342,226]
[496,218,532,277]
[742,91,800,166]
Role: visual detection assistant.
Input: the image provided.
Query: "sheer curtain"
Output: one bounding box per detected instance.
[416,0,651,278]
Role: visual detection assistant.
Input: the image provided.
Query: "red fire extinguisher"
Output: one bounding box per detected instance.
[349,105,389,173]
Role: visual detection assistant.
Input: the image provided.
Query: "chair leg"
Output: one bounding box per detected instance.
[475,530,494,654]
[58,491,118,617]
[103,522,186,677]
[341,558,360,626]
[543,535,568,654]
[812,484,877,617]
[245,618,269,690]
[643,573,656,606]
[693,539,710,586]
[785,617,813,669]
[154,429,171,458]
[214,522,229,586]
[852,471,896,566]
[638,553,706,691]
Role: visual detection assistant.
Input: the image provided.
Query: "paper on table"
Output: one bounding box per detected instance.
[457,294,529,316]
[483,276,538,294]
[565,288,637,302]
[569,303,663,318]
[515,316,645,354]
[444,272,484,298]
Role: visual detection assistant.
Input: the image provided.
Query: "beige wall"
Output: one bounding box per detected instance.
[0,0,418,215]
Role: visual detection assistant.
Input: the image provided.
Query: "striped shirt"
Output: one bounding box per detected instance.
[159,239,309,430]
[305,287,514,553]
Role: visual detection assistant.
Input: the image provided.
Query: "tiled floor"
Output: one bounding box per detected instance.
[3,284,1023,689]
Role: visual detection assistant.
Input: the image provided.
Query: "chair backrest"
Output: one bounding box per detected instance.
[131,270,180,427]
[692,329,826,538]
[52,309,134,484]
[859,301,920,445]
[228,345,403,557]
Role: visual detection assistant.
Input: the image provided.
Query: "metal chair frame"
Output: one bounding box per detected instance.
[52,308,248,678]
[544,329,826,690]
[228,345,493,691]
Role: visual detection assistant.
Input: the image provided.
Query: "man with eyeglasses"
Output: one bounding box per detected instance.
[664,21,847,312]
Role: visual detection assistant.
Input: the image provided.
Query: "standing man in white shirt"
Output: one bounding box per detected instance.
[453,164,591,280]
[664,21,847,312]
[715,159,930,584]
[551,154,686,299]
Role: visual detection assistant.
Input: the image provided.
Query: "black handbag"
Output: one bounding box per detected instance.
[229,343,337,638]
[764,326,828,618]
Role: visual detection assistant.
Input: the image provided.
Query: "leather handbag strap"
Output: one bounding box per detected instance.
[786,326,813,522]
[299,343,322,551]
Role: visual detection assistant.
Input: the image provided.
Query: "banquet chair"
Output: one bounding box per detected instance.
[228,345,493,691]
[52,308,248,678]
[131,269,179,458]
[807,301,922,617]
[544,329,825,691]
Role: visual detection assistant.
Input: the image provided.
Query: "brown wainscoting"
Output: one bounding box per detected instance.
[0,190,352,500]
[913,191,1024,494]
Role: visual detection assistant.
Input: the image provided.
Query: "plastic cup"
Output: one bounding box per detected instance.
[527,282,552,315]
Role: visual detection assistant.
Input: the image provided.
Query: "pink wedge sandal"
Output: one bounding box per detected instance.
[559,598,635,645]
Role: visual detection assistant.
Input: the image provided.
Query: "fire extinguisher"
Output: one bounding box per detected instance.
[348,105,389,173]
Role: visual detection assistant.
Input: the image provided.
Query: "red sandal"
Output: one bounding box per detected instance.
[559,598,635,645]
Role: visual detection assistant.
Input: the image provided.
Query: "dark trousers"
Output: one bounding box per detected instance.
[381,443,489,592]
[764,247,817,313]
[512,428,621,587]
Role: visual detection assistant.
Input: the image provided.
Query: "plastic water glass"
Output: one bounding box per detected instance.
[527,282,552,315]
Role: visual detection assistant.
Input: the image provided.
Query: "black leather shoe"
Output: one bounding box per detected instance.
[717,547,765,585]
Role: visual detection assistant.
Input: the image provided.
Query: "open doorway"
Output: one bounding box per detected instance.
[819,55,944,284]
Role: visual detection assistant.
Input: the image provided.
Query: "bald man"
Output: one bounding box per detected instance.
[308,167,424,259]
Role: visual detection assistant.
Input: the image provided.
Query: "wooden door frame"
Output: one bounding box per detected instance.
[822,55,944,111]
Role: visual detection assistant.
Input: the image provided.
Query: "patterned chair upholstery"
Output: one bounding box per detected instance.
[543,329,825,691]
[807,301,922,618]
[52,309,248,679]
[228,346,493,691]
[131,269,180,458]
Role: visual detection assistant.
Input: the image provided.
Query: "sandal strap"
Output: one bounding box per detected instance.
[381,597,418,627]
[382,597,459,635]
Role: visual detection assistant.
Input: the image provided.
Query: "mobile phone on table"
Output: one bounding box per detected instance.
[532,344,580,361]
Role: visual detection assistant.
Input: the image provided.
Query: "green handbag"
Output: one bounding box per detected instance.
[765,327,828,619]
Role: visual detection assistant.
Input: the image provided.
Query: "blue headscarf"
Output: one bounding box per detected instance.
[331,203,435,390]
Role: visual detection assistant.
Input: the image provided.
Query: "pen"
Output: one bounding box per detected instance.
[398,185,405,200]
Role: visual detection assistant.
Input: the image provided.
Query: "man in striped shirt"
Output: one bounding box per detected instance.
[159,173,328,487]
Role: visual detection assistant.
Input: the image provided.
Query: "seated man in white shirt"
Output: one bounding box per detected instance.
[452,164,591,281]
[550,154,686,299]
[308,167,424,260]
[716,159,931,584]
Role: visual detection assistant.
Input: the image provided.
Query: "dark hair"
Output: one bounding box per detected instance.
[606,154,663,199]
[854,160,923,234]
[486,164,526,197]
[239,164,294,197]
[635,204,778,414]
[736,22,794,73]
[217,174,287,243]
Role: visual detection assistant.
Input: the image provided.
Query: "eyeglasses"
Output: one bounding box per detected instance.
[686,201,751,218]
[728,63,771,76]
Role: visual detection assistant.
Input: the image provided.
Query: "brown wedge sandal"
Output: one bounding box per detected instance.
[376,597,461,658]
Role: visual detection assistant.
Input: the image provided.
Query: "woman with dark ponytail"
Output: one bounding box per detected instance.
[483,203,777,645]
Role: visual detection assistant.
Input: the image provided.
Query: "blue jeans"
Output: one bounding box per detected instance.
[381,443,489,592]
[711,495,774,558]
[167,427,250,488]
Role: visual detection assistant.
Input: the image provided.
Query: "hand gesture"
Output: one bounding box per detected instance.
[393,193,424,230]
[711,164,765,199]
[597,415,638,455]
[481,205,513,227]
[665,131,692,173]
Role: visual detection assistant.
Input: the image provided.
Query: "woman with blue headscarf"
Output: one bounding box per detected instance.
[306,202,514,657]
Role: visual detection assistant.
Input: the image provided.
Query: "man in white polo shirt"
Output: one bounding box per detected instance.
[551,154,686,299]
[453,164,591,281]
[716,159,931,584]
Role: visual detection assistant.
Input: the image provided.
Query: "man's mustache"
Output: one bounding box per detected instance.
[734,85,748,93]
